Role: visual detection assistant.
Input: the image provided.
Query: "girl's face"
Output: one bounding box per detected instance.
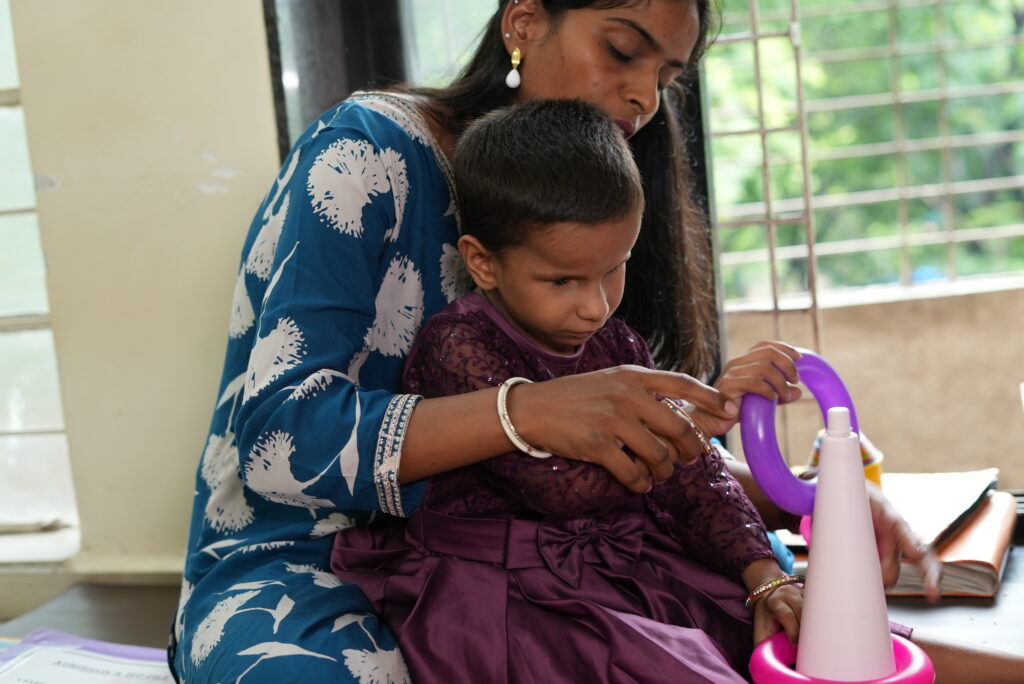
[504,0,700,137]
[463,209,642,355]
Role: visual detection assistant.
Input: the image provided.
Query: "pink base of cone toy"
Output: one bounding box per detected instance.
[749,633,934,683]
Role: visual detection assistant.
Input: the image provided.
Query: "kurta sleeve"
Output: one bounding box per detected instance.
[223,104,448,522]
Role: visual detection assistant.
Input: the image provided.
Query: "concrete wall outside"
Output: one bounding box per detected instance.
[724,286,1024,490]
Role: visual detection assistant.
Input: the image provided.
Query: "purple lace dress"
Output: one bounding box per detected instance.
[331,292,777,683]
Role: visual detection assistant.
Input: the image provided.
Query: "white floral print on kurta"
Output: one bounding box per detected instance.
[346,348,370,385]
[338,615,411,684]
[285,561,345,588]
[363,255,423,358]
[309,138,401,238]
[311,511,357,537]
[201,430,255,532]
[244,430,335,509]
[245,148,299,281]
[230,269,257,339]
[287,369,351,401]
[236,643,337,683]
[174,579,194,643]
[338,393,361,496]
[225,541,295,559]
[245,192,290,281]
[243,316,306,402]
[191,589,261,666]
[355,97,431,148]
[439,242,470,304]
[379,148,408,243]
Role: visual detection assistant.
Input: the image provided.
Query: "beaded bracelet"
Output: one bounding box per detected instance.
[497,377,552,459]
[744,574,805,610]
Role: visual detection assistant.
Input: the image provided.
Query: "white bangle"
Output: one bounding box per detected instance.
[497,377,551,459]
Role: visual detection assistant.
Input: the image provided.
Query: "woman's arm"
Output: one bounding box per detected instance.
[400,323,738,493]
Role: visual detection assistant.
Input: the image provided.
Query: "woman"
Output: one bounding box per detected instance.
[170,1,1010,682]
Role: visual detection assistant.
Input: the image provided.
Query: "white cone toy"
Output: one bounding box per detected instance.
[796,407,896,680]
[746,403,935,683]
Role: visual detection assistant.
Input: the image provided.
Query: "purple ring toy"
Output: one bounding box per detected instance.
[738,349,858,517]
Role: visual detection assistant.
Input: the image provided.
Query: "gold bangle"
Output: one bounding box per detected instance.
[660,398,713,455]
[744,574,805,610]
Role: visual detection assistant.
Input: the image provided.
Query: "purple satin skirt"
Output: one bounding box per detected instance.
[331,500,755,683]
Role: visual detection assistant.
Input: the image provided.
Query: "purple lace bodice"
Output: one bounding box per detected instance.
[401,292,774,580]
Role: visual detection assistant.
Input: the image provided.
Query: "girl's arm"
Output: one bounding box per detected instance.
[742,558,803,645]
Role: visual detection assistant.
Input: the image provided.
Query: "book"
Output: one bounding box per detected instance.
[0,628,173,683]
[886,489,1018,597]
[879,468,998,548]
[776,467,999,552]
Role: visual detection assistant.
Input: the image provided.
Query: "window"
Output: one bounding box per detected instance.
[399,0,494,86]
[706,0,1024,311]
[0,0,79,562]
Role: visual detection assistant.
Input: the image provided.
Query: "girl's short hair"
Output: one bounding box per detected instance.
[454,99,644,252]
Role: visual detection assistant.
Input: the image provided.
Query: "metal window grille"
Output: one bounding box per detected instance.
[707,0,1024,328]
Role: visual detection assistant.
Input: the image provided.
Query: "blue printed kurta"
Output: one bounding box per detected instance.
[171,92,470,682]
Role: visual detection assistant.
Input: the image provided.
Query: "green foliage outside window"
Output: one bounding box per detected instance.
[708,0,1024,302]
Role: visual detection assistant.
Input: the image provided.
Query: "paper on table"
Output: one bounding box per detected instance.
[0,629,171,683]
[0,645,173,682]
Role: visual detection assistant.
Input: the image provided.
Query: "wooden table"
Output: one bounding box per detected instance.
[887,544,1023,656]
[0,583,179,649]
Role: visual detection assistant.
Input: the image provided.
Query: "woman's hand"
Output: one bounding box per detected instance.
[511,365,738,493]
[866,481,942,602]
[694,340,803,438]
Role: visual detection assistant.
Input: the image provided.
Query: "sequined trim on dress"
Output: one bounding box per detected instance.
[375,393,422,516]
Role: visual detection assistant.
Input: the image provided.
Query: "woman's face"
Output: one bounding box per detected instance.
[504,0,700,137]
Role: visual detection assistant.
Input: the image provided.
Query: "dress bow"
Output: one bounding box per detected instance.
[535,512,644,588]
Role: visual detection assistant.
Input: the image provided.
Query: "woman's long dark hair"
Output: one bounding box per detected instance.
[405,0,719,378]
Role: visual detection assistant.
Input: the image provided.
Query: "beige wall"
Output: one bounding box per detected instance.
[9,0,279,582]
[725,286,1024,490]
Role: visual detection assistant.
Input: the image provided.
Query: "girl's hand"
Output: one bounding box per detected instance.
[753,583,803,645]
[693,340,803,437]
[511,365,738,493]
[743,559,803,645]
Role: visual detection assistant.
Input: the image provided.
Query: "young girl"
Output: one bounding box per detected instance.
[331,99,826,683]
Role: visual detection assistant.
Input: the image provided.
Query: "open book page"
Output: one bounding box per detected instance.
[0,628,172,683]
[880,468,999,548]
[886,490,1018,597]
[776,468,999,551]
